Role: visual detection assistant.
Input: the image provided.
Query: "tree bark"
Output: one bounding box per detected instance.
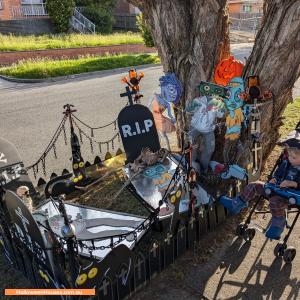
[128,0,230,135]
[130,0,300,168]
[244,0,300,161]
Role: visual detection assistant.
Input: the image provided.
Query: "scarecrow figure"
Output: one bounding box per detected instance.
[149,73,183,151]
[121,68,144,104]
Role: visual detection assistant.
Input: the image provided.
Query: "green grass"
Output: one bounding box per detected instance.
[280,97,300,136]
[0,32,143,51]
[0,53,160,79]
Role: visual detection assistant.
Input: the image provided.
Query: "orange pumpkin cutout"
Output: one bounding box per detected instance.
[214,56,244,86]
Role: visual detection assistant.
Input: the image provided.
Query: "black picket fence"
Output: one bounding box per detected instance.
[0,149,243,300]
[1,202,230,300]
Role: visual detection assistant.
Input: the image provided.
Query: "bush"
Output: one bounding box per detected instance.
[136,13,155,48]
[82,4,114,34]
[46,0,75,33]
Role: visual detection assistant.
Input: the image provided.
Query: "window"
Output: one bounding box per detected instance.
[0,0,3,10]
[243,5,252,12]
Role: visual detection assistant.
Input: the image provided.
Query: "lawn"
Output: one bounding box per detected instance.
[0,32,144,52]
[280,96,300,136]
[0,53,160,79]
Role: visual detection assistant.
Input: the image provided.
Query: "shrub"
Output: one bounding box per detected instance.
[136,13,155,48]
[46,0,75,33]
[82,4,114,34]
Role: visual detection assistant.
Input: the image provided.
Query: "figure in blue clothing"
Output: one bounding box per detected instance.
[220,139,300,240]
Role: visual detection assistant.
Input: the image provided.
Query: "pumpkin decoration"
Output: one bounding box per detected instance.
[214,56,244,86]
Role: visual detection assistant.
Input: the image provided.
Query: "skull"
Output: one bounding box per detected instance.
[16,186,33,212]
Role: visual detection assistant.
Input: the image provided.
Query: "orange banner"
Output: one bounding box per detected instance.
[5,289,95,296]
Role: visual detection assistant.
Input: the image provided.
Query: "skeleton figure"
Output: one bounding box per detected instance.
[16,186,33,213]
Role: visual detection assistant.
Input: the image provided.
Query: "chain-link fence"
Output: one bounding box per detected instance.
[230,13,263,35]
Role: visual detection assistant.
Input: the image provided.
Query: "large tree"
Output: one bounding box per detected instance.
[244,0,300,159]
[130,0,230,135]
[130,0,300,163]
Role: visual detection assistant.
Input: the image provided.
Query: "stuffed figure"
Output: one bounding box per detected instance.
[186,96,224,173]
[149,73,183,151]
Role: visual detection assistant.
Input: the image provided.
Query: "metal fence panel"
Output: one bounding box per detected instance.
[113,14,138,31]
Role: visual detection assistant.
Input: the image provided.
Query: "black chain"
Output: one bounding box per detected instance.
[26,116,68,172]
[42,156,46,176]
[72,118,120,154]
[53,143,57,159]
[71,114,118,130]
[89,138,94,154]
[63,124,67,145]
[76,216,154,251]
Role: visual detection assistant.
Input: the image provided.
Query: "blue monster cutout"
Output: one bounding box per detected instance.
[222,77,246,166]
[155,73,183,124]
[224,77,245,141]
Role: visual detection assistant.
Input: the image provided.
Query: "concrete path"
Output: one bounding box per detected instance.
[134,213,300,300]
[202,216,300,300]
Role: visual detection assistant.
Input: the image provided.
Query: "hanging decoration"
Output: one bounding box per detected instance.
[72,119,120,157]
[25,104,122,180]
[242,75,273,180]
[25,115,68,176]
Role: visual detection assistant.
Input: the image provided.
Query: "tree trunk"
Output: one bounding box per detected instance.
[244,0,300,161]
[129,0,230,136]
[130,0,300,168]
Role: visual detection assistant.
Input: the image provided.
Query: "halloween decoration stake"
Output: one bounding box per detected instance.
[63,104,86,184]
[121,69,144,104]
[120,86,137,106]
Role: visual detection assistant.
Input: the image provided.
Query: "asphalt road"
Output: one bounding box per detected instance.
[0,43,298,182]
